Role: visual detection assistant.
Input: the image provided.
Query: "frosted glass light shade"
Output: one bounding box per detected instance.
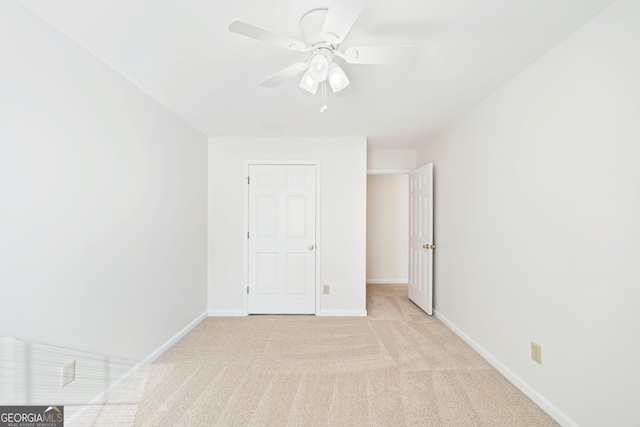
[308,54,329,82]
[328,63,350,93]
[299,71,319,94]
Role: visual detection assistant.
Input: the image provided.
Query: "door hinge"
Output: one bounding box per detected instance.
[247,231,249,239]
[247,286,249,294]
[247,176,250,185]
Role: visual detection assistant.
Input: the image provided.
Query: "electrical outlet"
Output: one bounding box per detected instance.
[60,360,76,388]
[531,342,542,364]
[322,284,330,295]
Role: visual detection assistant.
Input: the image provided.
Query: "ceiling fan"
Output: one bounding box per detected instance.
[228,0,415,96]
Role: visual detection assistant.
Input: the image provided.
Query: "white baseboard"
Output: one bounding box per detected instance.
[366,280,409,285]
[142,311,208,365]
[208,309,247,317]
[208,309,369,317]
[66,311,207,426]
[317,309,367,317]
[434,310,578,427]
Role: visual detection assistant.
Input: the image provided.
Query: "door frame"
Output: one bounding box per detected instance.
[243,160,322,315]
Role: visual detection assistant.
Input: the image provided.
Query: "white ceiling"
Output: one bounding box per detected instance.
[17,0,613,148]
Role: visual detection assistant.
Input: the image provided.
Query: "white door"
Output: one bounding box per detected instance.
[248,164,316,314]
[408,163,433,314]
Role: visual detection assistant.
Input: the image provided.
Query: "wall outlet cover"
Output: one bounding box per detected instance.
[531,342,542,364]
[61,360,76,388]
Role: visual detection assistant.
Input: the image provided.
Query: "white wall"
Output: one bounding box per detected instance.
[0,0,207,364]
[417,1,640,425]
[366,175,409,283]
[367,149,416,171]
[208,137,367,316]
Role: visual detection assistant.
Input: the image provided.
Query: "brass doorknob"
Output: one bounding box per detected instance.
[423,244,428,249]
[431,244,436,249]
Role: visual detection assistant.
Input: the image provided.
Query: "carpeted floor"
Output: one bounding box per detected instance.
[82,284,558,426]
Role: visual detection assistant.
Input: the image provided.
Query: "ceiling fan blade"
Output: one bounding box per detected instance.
[342,45,415,65]
[229,20,307,52]
[321,0,365,44]
[259,62,309,88]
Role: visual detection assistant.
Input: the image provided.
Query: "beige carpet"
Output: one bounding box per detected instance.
[82,284,558,426]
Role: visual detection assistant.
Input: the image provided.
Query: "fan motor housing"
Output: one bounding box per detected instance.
[300,8,337,50]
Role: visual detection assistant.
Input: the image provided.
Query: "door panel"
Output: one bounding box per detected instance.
[248,164,316,314]
[286,173,307,188]
[286,253,307,295]
[286,196,306,237]
[256,253,277,295]
[408,163,433,315]
[256,196,277,237]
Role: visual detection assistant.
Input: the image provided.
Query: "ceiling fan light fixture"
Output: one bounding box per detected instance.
[308,52,330,82]
[229,2,414,100]
[328,63,349,93]
[299,71,319,94]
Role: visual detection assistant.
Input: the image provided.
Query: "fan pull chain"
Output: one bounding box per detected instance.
[320,81,327,113]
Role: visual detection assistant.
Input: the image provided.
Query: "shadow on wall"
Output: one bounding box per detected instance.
[0,337,141,424]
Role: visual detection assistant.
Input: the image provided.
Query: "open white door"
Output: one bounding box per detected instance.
[408,163,433,315]
[248,164,316,314]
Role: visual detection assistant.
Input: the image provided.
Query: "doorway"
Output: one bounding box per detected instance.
[366,174,409,284]
[366,164,433,315]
